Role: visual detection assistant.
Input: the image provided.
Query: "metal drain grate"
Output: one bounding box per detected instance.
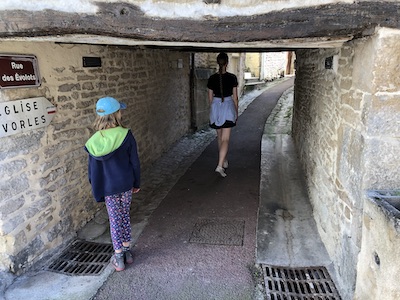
[262,265,341,300]
[47,240,114,276]
[189,218,245,246]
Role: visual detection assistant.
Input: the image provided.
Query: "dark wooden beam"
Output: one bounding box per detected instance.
[0,2,399,43]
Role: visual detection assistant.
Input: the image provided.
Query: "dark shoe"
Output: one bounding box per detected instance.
[111,253,125,271]
[124,249,134,264]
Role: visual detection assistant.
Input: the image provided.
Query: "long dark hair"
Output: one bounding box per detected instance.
[217,52,228,102]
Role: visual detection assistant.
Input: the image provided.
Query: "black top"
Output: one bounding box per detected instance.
[207,72,238,98]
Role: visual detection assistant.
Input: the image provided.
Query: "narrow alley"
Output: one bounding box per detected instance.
[91,78,296,300]
[90,77,334,299]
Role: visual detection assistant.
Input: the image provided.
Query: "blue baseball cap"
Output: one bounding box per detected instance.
[96,96,127,116]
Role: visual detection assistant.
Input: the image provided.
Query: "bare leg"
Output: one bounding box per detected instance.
[217,129,222,154]
[216,128,231,167]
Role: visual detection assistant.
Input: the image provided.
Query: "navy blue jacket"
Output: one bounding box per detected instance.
[85,127,140,202]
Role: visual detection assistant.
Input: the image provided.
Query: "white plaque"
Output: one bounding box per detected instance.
[0,97,56,138]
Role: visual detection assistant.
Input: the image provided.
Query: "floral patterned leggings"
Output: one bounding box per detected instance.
[105,190,132,251]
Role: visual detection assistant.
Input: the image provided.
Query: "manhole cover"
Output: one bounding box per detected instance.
[47,240,113,276]
[262,265,341,299]
[189,219,245,246]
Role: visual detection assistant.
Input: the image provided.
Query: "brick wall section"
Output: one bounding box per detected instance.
[292,29,400,299]
[0,42,191,274]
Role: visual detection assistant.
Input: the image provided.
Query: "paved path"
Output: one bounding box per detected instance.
[92,78,295,300]
[5,78,317,300]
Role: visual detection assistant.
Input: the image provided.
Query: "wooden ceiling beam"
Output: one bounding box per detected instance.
[0,2,399,47]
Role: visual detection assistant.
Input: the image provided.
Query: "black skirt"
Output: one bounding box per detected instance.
[209,120,236,129]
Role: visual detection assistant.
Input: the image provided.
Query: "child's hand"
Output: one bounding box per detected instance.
[133,188,140,193]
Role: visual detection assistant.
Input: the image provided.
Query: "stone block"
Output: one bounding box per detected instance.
[364,94,400,136]
[13,231,27,252]
[11,236,44,274]
[77,75,96,81]
[46,177,67,192]
[340,78,353,91]
[363,137,400,189]
[351,38,375,93]
[337,126,363,189]
[0,132,43,161]
[341,90,362,111]
[337,234,359,298]
[47,217,72,242]
[0,196,25,218]
[43,141,73,159]
[35,215,54,232]
[374,29,400,93]
[0,215,25,236]
[24,195,52,219]
[58,83,81,92]
[39,167,67,188]
[0,175,29,202]
[76,99,94,110]
[52,119,72,131]
[0,160,27,178]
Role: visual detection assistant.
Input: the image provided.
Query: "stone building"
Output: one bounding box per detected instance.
[0,1,399,299]
[245,52,294,81]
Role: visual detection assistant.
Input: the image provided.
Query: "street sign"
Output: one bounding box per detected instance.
[0,97,56,138]
[0,55,41,88]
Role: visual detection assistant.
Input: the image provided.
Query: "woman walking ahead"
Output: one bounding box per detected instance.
[85,96,141,272]
[207,52,239,177]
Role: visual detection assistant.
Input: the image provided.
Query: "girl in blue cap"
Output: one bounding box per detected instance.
[85,96,141,271]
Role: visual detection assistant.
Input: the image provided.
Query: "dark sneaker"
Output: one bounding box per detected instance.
[124,250,134,264]
[111,253,125,271]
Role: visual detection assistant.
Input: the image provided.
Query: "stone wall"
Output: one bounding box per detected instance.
[245,53,261,78]
[194,53,216,69]
[353,28,400,299]
[361,28,400,189]
[244,52,292,81]
[292,28,400,298]
[0,42,191,274]
[293,46,355,298]
[262,52,288,80]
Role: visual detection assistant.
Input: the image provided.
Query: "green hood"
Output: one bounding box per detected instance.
[85,127,129,157]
